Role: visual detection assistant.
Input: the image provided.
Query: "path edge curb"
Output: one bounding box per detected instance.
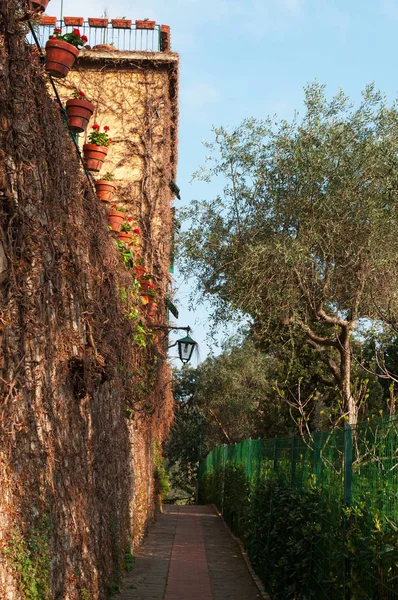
[210,504,272,600]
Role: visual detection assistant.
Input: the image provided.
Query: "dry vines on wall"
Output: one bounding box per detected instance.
[0,3,176,599]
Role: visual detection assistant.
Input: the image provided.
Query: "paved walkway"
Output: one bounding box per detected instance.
[116,505,264,600]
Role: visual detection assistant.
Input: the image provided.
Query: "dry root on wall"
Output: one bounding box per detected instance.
[0,4,176,600]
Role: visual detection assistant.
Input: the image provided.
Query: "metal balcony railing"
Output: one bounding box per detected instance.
[27,20,162,52]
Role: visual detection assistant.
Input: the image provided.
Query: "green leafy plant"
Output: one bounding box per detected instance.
[123,546,135,572]
[115,241,134,269]
[102,171,115,181]
[147,284,156,298]
[134,323,147,347]
[121,218,134,233]
[3,517,51,600]
[50,27,88,48]
[71,89,90,101]
[88,124,112,147]
[111,203,127,213]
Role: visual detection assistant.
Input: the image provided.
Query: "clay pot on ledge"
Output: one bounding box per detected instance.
[107,209,124,232]
[65,98,94,133]
[64,16,84,26]
[88,17,109,27]
[135,19,156,29]
[45,39,79,78]
[83,144,108,172]
[32,0,51,12]
[111,18,132,28]
[39,15,57,25]
[118,231,132,245]
[95,180,116,202]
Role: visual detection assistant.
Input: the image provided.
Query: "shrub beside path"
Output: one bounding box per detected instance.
[116,505,264,600]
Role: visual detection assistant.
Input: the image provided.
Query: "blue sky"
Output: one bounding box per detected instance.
[45,0,398,362]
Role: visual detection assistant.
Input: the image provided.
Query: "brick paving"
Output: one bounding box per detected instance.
[116,505,263,600]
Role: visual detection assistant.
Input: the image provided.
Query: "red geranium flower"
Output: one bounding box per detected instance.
[53,27,62,33]
[111,204,117,209]
[148,284,155,289]
[127,217,133,222]
[104,126,110,131]
[108,138,112,143]
[78,91,85,97]
[92,124,100,130]
[81,35,88,42]
[72,28,81,36]
[133,228,141,235]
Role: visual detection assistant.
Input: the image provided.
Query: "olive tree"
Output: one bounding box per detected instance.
[178,83,398,424]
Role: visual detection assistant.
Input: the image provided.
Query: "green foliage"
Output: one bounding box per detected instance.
[153,441,171,498]
[201,419,398,599]
[133,323,147,348]
[179,82,398,419]
[123,546,135,572]
[88,125,111,147]
[3,517,51,600]
[115,241,135,269]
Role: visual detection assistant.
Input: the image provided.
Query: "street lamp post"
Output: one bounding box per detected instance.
[195,413,204,504]
[155,325,198,365]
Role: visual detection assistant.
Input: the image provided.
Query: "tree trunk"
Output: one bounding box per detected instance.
[340,328,357,426]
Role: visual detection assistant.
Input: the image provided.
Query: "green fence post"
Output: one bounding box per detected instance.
[273,435,279,472]
[344,423,353,600]
[255,438,262,487]
[221,443,227,516]
[291,434,298,487]
[314,431,321,483]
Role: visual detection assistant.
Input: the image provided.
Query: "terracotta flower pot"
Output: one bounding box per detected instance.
[140,279,151,293]
[63,16,84,26]
[88,17,109,27]
[32,0,50,12]
[65,98,94,133]
[118,231,132,245]
[107,209,124,232]
[134,265,147,278]
[83,144,108,172]
[95,180,116,202]
[147,301,158,319]
[111,19,132,29]
[135,19,156,29]
[45,38,79,78]
[39,15,57,25]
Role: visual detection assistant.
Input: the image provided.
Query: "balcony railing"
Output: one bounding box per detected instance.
[27,20,164,52]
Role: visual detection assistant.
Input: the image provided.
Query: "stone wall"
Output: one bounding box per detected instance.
[0,4,177,599]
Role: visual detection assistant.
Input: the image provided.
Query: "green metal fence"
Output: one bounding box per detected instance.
[198,417,398,599]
